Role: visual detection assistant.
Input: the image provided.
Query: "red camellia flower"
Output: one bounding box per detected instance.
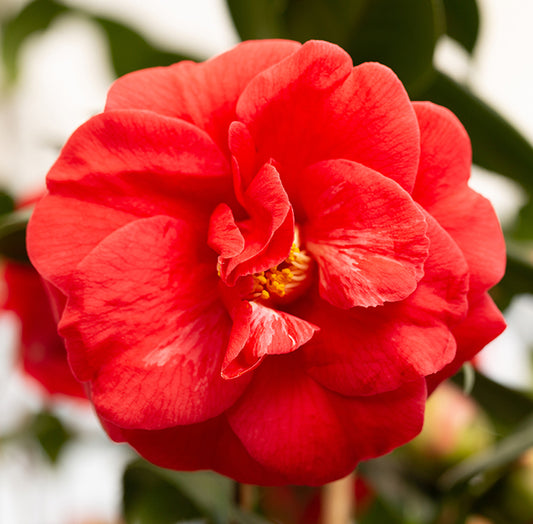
[2,261,86,399]
[27,40,505,485]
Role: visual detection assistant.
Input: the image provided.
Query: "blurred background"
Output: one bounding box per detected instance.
[0,0,532,523]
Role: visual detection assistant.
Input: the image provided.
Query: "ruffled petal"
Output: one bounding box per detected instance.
[222,301,319,379]
[105,40,302,151]
[413,102,506,292]
[301,214,469,396]
[210,162,294,285]
[47,110,232,209]
[228,355,426,485]
[59,216,247,429]
[237,43,419,193]
[301,159,429,309]
[426,292,506,393]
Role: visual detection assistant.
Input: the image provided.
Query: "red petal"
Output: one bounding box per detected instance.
[59,216,247,429]
[222,301,319,379]
[413,102,506,292]
[47,110,231,208]
[103,415,290,485]
[301,214,469,396]
[301,159,429,309]
[228,355,426,485]
[105,40,301,151]
[2,263,85,399]
[426,292,506,393]
[212,162,294,285]
[237,45,419,193]
[27,194,134,292]
[207,203,245,258]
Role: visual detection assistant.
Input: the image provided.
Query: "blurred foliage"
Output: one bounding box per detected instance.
[29,410,72,462]
[0,0,200,84]
[2,0,533,523]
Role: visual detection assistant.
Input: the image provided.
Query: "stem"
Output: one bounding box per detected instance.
[321,471,356,524]
[235,482,255,512]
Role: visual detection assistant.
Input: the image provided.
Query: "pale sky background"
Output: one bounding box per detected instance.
[0,1,532,522]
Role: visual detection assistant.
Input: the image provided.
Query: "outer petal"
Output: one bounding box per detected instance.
[47,110,232,208]
[301,214,469,396]
[105,40,302,151]
[237,42,420,193]
[59,216,247,429]
[301,159,429,309]
[27,194,135,292]
[426,292,506,393]
[228,355,426,485]
[222,301,319,379]
[413,102,505,292]
[102,415,290,486]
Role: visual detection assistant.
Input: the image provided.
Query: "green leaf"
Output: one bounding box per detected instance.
[442,0,480,54]
[226,0,445,92]
[439,411,533,491]
[511,200,533,241]
[29,411,72,463]
[419,70,533,195]
[452,370,533,432]
[123,461,206,524]
[0,190,15,216]
[0,209,30,263]
[491,245,533,310]
[343,0,446,93]
[122,460,242,524]
[226,0,287,40]
[1,0,68,83]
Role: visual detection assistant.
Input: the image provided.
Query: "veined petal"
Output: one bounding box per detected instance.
[301,159,429,309]
[237,46,419,194]
[301,214,469,396]
[59,216,247,429]
[413,102,506,292]
[222,301,319,379]
[47,110,232,209]
[105,40,302,151]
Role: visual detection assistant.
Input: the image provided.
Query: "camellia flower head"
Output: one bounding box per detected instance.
[27,40,505,485]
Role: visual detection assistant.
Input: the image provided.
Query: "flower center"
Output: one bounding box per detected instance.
[250,243,312,303]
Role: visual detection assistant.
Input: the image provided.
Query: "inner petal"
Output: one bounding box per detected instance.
[300,159,429,309]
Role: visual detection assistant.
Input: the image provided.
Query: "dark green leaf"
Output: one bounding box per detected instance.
[0,190,15,216]
[226,0,287,40]
[452,370,533,432]
[226,0,445,92]
[122,460,245,524]
[94,17,199,78]
[29,411,72,463]
[0,209,30,263]
[419,70,533,194]
[343,0,445,93]
[1,0,68,83]
[123,461,206,524]
[491,246,533,310]
[511,200,533,241]
[442,0,480,54]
